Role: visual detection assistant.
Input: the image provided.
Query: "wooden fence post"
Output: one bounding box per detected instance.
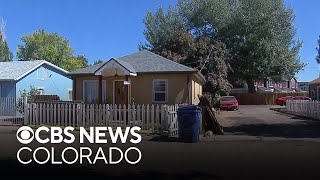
[23,97,29,126]
[151,105,155,130]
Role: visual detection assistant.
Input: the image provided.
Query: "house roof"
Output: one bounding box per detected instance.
[0,60,69,81]
[279,76,297,82]
[111,58,137,73]
[309,77,320,85]
[94,58,137,76]
[70,62,104,75]
[69,50,197,75]
[117,50,196,73]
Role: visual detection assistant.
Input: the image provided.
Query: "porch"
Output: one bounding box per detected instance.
[76,58,137,105]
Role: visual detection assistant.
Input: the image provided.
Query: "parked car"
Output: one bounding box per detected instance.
[276,96,311,106]
[220,96,239,111]
[276,96,293,106]
[291,96,311,101]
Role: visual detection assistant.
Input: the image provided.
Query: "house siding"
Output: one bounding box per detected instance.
[74,73,199,105]
[16,64,72,100]
[131,74,190,105]
[254,78,297,89]
[298,82,309,92]
[0,81,16,97]
[309,83,320,100]
[190,75,203,105]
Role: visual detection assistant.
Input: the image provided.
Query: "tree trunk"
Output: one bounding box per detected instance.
[247,79,256,93]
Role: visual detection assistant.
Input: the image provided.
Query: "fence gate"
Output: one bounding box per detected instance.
[0,97,26,126]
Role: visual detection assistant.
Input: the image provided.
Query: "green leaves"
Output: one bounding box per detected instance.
[60,55,89,72]
[19,86,42,104]
[142,2,231,95]
[142,0,304,93]
[17,29,73,67]
[16,29,90,71]
[0,19,13,62]
[93,59,104,65]
[210,0,304,91]
[142,6,186,55]
[0,39,12,62]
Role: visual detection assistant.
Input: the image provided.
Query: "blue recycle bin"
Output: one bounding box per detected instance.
[177,105,201,143]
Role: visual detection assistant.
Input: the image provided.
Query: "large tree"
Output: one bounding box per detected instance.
[317,36,320,64]
[142,0,304,93]
[219,0,304,92]
[141,6,191,63]
[142,6,231,95]
[0,19,13,62]
[60,55,89,71]
[17,29,73,66]
[93,59,104,65]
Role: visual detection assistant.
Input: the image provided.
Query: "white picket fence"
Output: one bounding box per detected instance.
[286,100,320,120]
[0,97,25,126]
[25,103,179,136]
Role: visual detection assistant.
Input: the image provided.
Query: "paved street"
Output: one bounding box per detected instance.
[215,105,320,140]
[0,106,319,180]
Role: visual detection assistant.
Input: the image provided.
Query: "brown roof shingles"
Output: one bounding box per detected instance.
[309,77,320,85]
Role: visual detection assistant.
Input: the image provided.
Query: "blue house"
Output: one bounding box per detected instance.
[0,60,72,100]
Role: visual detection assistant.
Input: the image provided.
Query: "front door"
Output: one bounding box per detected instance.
[114,81,128,105]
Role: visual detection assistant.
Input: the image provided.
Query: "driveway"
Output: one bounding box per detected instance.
[216,105,320,139]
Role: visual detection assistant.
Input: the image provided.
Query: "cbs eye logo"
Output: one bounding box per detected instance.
[16,126,34,144]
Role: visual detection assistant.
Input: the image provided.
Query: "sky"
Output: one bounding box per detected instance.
[0,0,319,82]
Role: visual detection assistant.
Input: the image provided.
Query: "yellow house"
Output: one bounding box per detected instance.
[69,50,205,105]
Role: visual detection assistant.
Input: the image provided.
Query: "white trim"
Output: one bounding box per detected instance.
[113,80,130,105]
[44,61,69,74]
[36,69,45,80]
[152,79,168,104]
[14,60,69,81]
[95,59,137,77]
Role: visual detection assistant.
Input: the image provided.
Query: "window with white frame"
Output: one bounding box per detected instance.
[37,68,48,80]
[153,79,168,103]
[83,80,106,104]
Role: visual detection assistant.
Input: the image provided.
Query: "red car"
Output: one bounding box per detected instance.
[292,96,311,101]
[220,96,239,111]
[275,96,293,106]
[276,96,311,106]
